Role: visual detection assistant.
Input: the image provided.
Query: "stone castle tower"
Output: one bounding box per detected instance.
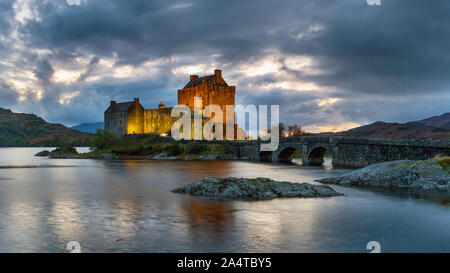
[178,69,235,125]
[105,69,236,137]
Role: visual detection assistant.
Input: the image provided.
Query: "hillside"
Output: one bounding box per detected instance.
[329,112,450,139]
[408,112,450,127]
[0,108,92,147]
[72,122,104,134]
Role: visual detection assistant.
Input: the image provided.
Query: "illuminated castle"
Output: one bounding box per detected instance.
[104,69,236,137]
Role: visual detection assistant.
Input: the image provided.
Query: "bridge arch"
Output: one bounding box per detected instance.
[304,144,334,166]
[277,146,298,162]
[268,143,303,163]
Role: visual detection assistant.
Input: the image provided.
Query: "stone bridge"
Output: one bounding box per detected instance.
[129,135,449,168]
[229,136,450,168]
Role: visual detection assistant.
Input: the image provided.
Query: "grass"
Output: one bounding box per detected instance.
[409,156,450,173]
[434,156,450,173]
[247,177,273,185]
[199,177,273,185]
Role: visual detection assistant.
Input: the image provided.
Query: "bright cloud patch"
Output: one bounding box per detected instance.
[52,69,82,84]
[304,122,362,133]
[59,90,80,105]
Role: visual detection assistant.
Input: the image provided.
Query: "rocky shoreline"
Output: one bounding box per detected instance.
[35,147,238,161]
[171,177,343,200]
[317,158,450,192]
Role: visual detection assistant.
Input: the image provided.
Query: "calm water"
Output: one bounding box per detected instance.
[0,147,449,253]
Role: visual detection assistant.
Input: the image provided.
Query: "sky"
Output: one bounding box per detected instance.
[0,0,449,132]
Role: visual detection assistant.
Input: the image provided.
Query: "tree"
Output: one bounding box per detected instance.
[278,122,286,137]
[286,124,311,136]
[90,129,115,151]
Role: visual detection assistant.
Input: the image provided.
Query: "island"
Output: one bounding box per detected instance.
[171,177,343,200]
[34,135,236,160]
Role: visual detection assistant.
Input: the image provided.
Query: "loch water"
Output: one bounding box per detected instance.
[0,147,449,252]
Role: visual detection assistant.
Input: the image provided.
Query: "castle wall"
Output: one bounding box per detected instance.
[127,103,145,134]
[105,112,128,136]
[143,107,175,134]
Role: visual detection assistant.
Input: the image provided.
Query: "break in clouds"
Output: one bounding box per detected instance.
[0,0,449,132]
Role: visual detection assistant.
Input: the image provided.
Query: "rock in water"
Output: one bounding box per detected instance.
[35,150,51,157]
[318,159,450,192]
[171,177,342,200]
[50,146,78,156]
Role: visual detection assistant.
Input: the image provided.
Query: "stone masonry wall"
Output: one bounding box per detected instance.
[143,107,175,135]
[178,80,235,125]
[105,111,128,136]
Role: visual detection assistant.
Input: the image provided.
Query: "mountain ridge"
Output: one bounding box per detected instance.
[320,112,450,139]
[71,122,104,134]
[0,107,92,146]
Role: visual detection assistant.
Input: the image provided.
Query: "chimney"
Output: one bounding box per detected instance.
[190,75,198,81]
[134,98,140,103]
[214,69,222,78]
[110,100,116,106]
[158,101,166,109]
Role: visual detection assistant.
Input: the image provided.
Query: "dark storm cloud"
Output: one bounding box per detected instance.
[1,0,449,126]
[21,0,325,64]
[78,56,99,82]
[296,0,450,95]
[20,0,450,95]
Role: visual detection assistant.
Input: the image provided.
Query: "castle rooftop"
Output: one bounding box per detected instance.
[183,69,228,89]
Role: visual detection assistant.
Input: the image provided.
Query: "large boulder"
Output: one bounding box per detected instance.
[171,177,342,200]
[35,150,51,157]
[318,159,450,191]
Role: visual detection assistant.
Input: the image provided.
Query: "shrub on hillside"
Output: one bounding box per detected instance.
[168,143,183,156]
[91,129,114,151]
[51,145,77,155]
[184,143,207,154]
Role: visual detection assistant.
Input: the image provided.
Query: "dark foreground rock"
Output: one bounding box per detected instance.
[318,159,450,192]
[171,177,343,200]
[35,150,51,156]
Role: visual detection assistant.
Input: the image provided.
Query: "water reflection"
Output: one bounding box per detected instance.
[181,199,235,235]
[48,200,84,244]
[0,148,449,252]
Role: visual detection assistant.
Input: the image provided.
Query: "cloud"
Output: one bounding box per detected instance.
[0,0,449,129]
[0,81,19,107]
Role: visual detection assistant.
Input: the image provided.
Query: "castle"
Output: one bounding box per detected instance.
[105,69,236,137]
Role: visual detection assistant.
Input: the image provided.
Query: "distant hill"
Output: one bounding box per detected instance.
[71,122,104,134]
[0,108,92,147]
[407,112,450,127]
[329,112,450,139]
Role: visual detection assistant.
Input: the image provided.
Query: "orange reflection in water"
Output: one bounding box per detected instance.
[182,198,235,235]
